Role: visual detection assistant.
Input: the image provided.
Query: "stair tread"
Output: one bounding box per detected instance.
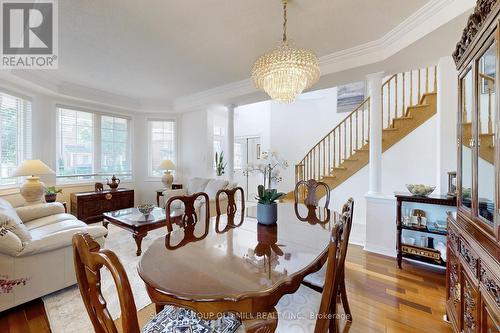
[409,103,430,108]
[343,158,359,162]
[394,116,414,120]
[383,127,399,131]
[331,167,347,170]
[479,133,495,137]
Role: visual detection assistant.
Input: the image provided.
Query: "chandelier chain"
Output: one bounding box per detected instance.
[282,1,287,43]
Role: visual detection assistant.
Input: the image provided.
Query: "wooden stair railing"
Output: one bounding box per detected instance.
[381,66,437,130]
[295,98,370,184]
[293,66,438,196]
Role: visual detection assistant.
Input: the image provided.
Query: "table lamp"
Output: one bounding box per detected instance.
[158,159,176,189]
[12,160,55,204]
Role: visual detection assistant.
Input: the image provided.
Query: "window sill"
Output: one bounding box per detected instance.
[0,186,21,196]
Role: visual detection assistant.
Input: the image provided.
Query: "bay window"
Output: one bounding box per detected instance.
[56,107,131,183]
[0,91,32,187]
[148,119,176,177]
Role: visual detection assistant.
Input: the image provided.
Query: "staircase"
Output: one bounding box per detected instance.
[286,66,438,200]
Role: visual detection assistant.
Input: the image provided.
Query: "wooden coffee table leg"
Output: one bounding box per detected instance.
[102,220,109,238]
[133,232,146,256]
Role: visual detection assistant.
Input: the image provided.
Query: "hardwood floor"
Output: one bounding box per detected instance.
[0,245,451,333]
[0,298,51,333]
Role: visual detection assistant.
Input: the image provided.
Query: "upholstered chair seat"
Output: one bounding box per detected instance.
[142,305,244,333]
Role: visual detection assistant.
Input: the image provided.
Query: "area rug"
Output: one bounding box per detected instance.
[43,224,329,333]
[43,224,167,333]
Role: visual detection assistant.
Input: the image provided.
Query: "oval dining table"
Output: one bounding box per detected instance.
[138,203,340,331]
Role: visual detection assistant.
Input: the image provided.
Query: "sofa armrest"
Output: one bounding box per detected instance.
[162,189,187,205]
[0,229,23,256]
[15,203,66,223]
[18,225,108,257]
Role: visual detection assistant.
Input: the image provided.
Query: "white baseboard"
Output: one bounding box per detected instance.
[363,244,397,258]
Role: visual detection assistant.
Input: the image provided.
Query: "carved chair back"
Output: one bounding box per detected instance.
[314,216,346,333]
[314,201,353,333]
[165,192,210,250]
[215,187,245,232]
[72,233,140,333]
[294,204,331,225]
[339,197,354,276]
[294,179,331,208]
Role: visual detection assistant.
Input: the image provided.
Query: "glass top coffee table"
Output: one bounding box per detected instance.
[102,207,182,256]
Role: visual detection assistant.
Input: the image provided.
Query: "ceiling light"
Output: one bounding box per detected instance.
[251,0,320,103]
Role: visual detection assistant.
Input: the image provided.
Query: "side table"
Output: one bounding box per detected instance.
[156,184,183,207]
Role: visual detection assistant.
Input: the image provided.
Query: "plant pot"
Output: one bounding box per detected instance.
[257,202,278,225]
[44,193,57,203]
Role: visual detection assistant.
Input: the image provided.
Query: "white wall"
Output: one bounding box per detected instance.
[270,87,347,193]
[436,56,458,194]
[235,101,271,150]
[179,109,210,181]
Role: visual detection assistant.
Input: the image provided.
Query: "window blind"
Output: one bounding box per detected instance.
[0,92,32,186]
[56,107,132,183]
[148,120,175,177]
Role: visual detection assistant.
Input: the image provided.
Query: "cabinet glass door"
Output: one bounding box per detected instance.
[477,42,497,229]
[461,69,474,211]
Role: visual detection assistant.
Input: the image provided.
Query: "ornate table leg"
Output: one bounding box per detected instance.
[133,232,146,256]
[102,220,109,238]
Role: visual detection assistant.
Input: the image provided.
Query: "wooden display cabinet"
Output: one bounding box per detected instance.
[448,0,500,331]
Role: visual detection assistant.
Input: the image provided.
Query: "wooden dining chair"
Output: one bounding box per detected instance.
[303,198,354,323]
[294,179,331,208]
[314,207,352,333]
[72,232,243,333]
[215,187,245,232]
[165,192,210,249]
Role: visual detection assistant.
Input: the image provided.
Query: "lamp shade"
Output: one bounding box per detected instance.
[158,159,176,171]
[12,160,55,177]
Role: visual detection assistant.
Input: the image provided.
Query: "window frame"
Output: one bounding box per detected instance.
[147,118,177,179]
[55,105,133,185]
[0,89,32,189]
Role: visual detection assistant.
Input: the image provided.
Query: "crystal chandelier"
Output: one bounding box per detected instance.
[252,0,320,103]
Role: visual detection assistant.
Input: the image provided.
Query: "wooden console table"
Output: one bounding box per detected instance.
[155,184,183,207]
[70,188,134,223]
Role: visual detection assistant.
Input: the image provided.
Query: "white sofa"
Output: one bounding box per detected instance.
[162,177,238,217]
[0,198,108,311]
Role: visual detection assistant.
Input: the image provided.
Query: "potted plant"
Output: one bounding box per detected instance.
[256,185,285,225]
[215,151,227,177]
[44,186,62,203]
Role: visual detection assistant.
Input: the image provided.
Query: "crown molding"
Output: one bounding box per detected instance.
[173,0,474,112]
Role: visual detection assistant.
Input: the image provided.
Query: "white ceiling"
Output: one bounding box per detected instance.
[28,0,431,102]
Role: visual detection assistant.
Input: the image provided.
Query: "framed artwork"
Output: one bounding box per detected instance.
[337,81,365,113]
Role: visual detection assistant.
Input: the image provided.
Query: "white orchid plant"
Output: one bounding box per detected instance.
[243,151,289,189]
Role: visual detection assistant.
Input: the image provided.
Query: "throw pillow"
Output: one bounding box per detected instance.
[0,199,31,243]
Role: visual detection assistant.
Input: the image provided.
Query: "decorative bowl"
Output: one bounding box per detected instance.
[402,237,415,245]
[406,184,436,197]
[137,204,154,215]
